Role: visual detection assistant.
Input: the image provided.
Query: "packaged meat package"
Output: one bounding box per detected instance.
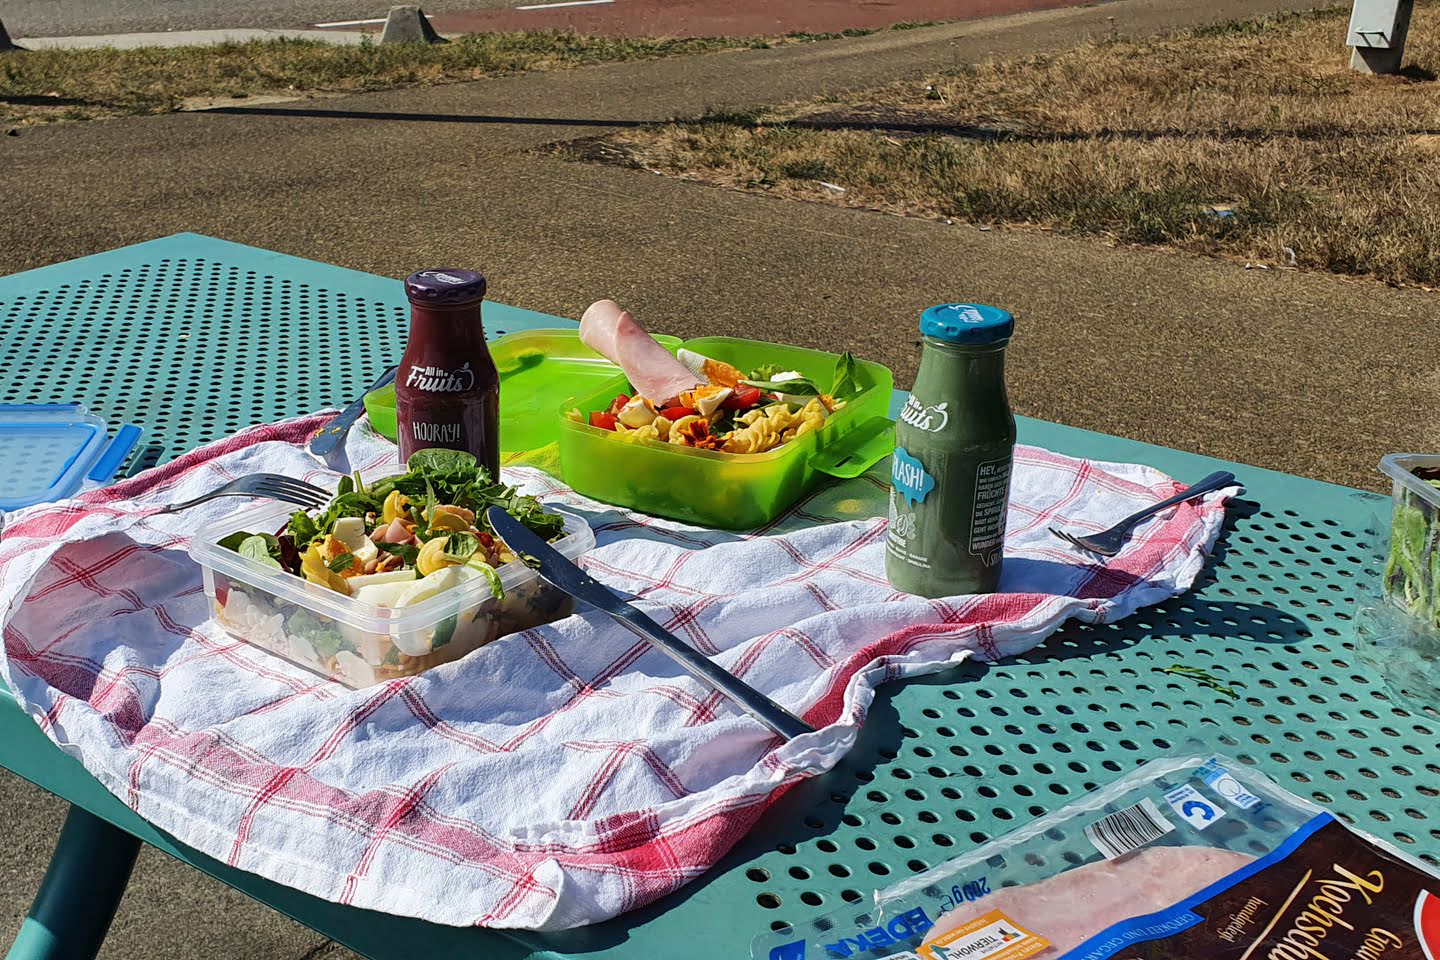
[752,746,1440,960]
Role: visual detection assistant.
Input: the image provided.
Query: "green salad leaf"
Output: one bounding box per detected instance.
[287,510,321,549]
[831,351,861,399]
[287,610,344,658]
[217,531,252,552]
[738,375,821,396]
[313,491,377,538]
[239,534,283,570]
[748,363,786,381]
[1155,664,1237,699]
[327,552,356,573]
[466,560,506,601]
[408,448,480,483]
[375,541,419,566]
[442,532,481,564]
[222,449,566,571]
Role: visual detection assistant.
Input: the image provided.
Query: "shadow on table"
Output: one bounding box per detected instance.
[510,660,973,957]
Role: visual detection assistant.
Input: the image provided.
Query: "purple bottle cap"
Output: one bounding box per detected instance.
[404,269,487,305]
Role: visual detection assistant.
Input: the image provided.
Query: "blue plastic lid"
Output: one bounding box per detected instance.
[0,404,109,511]
[920,303,1014,345]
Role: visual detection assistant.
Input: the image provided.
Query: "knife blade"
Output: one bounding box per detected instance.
[486,507,815,740]
[310,366,398,462]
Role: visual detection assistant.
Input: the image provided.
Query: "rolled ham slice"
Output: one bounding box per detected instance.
[579,299,700,404]
[374,518,413,544]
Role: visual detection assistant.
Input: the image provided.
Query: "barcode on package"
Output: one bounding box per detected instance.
[1084,798,1174,860]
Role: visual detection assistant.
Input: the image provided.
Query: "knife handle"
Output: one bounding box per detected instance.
[312,367,397,460]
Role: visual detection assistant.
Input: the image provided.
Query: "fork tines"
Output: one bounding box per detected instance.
[1049,527,1099,556]
[254,475,329,509]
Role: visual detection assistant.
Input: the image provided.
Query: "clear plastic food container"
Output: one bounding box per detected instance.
[1379,453,1440,628]
[189,496,593,688]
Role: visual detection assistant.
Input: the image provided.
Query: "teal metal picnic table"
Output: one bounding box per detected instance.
[1,235,1435,960]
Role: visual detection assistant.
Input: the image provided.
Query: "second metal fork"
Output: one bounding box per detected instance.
[1049,470,1237,557]
[152,474,331,515]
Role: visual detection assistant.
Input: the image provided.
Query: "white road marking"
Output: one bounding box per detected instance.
[515,0,614,9]
[313,16,388,27]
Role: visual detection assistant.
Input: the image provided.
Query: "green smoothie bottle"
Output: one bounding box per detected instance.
[886,303,1016,597]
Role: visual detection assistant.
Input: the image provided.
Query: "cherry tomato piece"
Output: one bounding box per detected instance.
[722,386,763,410]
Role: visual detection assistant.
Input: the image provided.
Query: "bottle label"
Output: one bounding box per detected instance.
[892,447,937,507]
[408,420,463,445]
[899,396,950,433]
[969,457,1011,560]
[887,489,929,571]
[403,362,476,393]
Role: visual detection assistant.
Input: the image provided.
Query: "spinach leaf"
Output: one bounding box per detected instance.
[287,510,321,549]
[442,532,481,564]
[218,531,253,552]
[313,492,377,538]
[375,541,419,566]
[408,448,481,485]
[739,375,820,396]
[287,611,344,658]
[830,351,861,399]
[336,475,354,496]
[239,535,283,570]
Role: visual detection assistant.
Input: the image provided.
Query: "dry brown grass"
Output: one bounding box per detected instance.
[0,31,863,127]
[563,7,1440,286]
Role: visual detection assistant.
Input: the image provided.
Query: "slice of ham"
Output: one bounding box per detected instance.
[374,518,413,544]
[579,299,700,405]
[922,846,1253,956]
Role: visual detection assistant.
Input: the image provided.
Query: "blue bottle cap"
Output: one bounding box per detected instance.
[405,269,487,305]
[920,303,1014,345]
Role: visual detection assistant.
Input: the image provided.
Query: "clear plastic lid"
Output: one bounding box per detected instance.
[0,404,110,511]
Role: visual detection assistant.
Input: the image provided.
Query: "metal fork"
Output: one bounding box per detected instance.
[152,474,331,515]
[1049,470,1237,557]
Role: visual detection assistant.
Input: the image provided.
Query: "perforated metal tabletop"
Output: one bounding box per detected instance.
[0,235,1434,960]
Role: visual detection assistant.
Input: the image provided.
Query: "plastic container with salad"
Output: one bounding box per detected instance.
[557,301,895,529]
[190,449,592,687]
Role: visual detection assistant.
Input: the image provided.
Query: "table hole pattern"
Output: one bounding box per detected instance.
[729,502,1440,936]
[0,254,517,468]
[3,244,1432,957]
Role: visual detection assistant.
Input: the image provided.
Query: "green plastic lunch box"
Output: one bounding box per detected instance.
[556,336,895,529]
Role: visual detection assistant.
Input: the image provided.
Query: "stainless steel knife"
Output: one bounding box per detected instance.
[309,366,398,462]
[486,507,815,741]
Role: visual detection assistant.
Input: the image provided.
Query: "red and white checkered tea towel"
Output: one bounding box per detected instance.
[0,413,1236,930]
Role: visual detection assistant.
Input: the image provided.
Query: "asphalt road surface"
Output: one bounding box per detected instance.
[2,0,509,36]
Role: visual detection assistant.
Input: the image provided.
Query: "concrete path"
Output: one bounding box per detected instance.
[343,0,1103,40]
[1,1,1435,957]
[0,0,487,38]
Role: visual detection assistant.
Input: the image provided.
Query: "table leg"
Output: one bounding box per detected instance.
[6,806,141,960]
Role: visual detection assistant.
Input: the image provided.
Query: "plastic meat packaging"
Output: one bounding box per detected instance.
[753,747,1440,960]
